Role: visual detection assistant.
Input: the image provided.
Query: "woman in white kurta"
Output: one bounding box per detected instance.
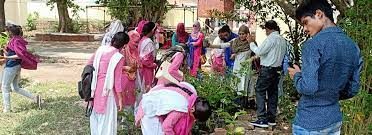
[230,25,253,95]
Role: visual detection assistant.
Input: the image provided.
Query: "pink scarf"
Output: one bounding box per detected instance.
[124,30,140,64]
[7,36,39,70]
[136,20,149,36]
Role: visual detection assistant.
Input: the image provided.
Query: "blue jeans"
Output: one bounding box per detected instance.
[2,65,35,112]
[292,122,342,135]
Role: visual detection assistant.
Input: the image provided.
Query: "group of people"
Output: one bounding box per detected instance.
[87,19,212,135]
[87,0,363,134]
[207,19,289,127]
[0,0,361,135]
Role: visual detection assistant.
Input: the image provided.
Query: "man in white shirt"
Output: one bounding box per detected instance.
[248,20,287,128]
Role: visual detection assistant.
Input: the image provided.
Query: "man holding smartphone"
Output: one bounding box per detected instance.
[288,0,363,134]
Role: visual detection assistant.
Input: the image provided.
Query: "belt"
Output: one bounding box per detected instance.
[261,66,282,70]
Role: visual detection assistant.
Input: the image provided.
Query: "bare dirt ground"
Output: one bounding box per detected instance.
[21,40,100,83]
[20,40,213,83]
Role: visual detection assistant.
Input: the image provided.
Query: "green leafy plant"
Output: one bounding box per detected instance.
[117,110,142,134]
[71,19,83,33]
[0,32,9,49]
[96,0,171,24]
[278,78,297,122]
[46,0,83,33]
[236,58,255,79]
[216,109,247,125]
[338,0,372,134]
[26,12,39,31]
[186,72,243,132]
[186,72,241,113]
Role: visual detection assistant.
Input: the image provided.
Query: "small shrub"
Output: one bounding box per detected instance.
[51,21,59,32]
[0,32,9,49]
[26,12,39,31]
[186,72,243,132]
[117,110,142,134]
[186,72,241,113]
[71,19,83,33]
[338,0,372,134]
[278,92,296,122]
[283,76,300,101]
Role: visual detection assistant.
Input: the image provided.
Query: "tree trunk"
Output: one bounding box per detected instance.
[330,0,348,15]
[0,0,6,32]
[56,0,73,33]
[141,0,167,22]
[274,0,299,20]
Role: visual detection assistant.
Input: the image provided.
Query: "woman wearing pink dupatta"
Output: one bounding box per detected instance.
[138,21,157,92]
[188,21,205,77]
[120,30,141,108]
[136,20,148,35]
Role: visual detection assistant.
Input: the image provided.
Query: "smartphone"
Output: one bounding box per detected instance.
[288,62,294,68]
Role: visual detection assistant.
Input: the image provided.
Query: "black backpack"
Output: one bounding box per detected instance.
[78,65,95,116]
[78,65,95,101]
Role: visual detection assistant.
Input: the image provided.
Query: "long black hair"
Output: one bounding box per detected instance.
[193,97,212,122]
[111,32,130,49]
[141,22,156,37]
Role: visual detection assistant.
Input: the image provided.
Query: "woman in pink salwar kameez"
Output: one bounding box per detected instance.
[88,32,130,135]
[138,22,157,92]
[135,45,211,135]
[120,30,140,108]
[187,21,205,77]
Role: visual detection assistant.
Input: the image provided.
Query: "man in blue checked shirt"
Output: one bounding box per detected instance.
[288,0,363,134]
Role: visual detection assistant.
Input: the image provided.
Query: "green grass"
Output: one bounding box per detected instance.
[0,82,89,135]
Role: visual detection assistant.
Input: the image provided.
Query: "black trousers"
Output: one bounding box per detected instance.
[255,66,281,121]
